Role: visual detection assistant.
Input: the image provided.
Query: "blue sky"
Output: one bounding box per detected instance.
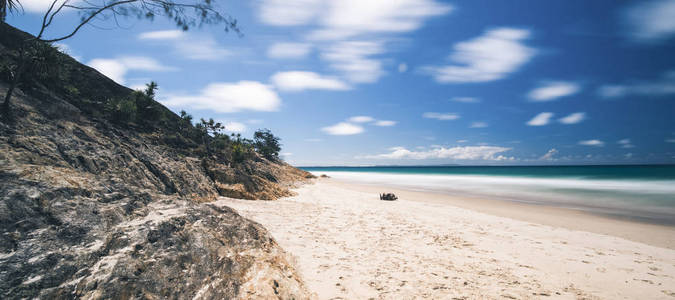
[8,0,675,165]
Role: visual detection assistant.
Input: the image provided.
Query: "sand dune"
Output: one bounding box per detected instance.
[219,179,675,299]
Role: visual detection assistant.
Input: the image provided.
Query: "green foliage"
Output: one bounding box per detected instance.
[64,85,79,96]
[230,133,254,163]
[106,97,137,124]
[104,81,166,126]
[22,41,64,83]
[253,128,282,160]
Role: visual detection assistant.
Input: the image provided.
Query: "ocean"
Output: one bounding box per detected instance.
[301,165,675,225]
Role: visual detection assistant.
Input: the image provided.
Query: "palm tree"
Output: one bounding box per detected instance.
[0,0,21,22]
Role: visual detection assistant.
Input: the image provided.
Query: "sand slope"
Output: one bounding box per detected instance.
[219,180,675,299]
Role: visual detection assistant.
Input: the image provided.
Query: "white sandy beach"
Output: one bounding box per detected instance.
[219,179,675,299]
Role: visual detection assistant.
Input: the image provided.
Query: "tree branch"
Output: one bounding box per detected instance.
[39,0,139,43]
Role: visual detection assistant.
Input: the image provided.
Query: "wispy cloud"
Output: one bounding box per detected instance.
[424,28,536,83]
[528,81,580,102]
[451,97,481,103]
[539,148,558,160]
[579,139,605,147]
[257,0,451,86]
[223,121,246,133]
[270,71,350,91]
[398,63,408,73]
[348,116,375,123]
[374,120,397,127]
[18,0,66,13]
[423,112,460,120]
[88,56,175,84]
[559,112,586,124]
[625,0,675,42]
[161,81,281,113]
[597,70,675,98]
[138,30,231,61]
[138,30,185,40]
[526,112,554,126]
[304,0,452,40]
[469,122,488,128]
[267,42,313,59]
[321,122,364,135]
[321,41,385,83]
[363,146,513,161]
[618,138,635,148]
[257,0,323,26]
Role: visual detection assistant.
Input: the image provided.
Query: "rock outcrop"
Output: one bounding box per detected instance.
[0,23,312,299]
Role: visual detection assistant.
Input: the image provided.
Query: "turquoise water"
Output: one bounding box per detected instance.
[301,165,675,225]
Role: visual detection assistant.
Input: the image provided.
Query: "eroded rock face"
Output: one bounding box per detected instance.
[0,24,312,299]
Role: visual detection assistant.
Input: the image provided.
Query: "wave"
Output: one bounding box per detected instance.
[313,171,675,224]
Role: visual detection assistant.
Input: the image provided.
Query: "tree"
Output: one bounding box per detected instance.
[197,118,226,154]
[0,0,20,22]
[2,0,239,121]
[253,128,281,161]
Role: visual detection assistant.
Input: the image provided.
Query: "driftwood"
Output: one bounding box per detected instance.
[379,193,398,201]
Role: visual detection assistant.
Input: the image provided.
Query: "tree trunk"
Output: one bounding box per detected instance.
[2,80,16,121]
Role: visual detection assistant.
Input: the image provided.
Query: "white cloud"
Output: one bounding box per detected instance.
[597,85,628,98]
[88,56,174,84]
[88,59,127,84]
[424,28,536,83]
[321,122,364,135]
[138,30,185,40]
[451,97,481,103]
[271,71,350,91]
[618,138,635,148]
[469,122,488,128]
[559,112,586,124]
[374,120,397,126]
[224,121,247,133]
[528,81,580,102]
[666,138,675,143]
[626,0,675,41]
[307,0,452,40]
[267,42,313,59]
[540,148,558,161]
[321,41,385,83]
[19,0,65,13]
[173,37,231,60]
[258,0,322,26]
[398,63,408,73]
[258,0,450,86]
[526,112,554,126]
[423,112,460,120]
[598,70,675,98]
[138,31,231,61]
[579,139,605,147]
[457,139,468,143]
[161,81,281,113]
[364,145,513,161]
[348,116,375,123]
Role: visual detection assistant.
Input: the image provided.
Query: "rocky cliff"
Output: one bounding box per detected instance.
[0,23,313,299]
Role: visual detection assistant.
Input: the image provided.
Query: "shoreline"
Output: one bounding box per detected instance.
[325,178,675,250]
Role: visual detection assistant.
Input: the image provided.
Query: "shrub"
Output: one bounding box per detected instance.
[253,129,281,160]
[107,97,137,124]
